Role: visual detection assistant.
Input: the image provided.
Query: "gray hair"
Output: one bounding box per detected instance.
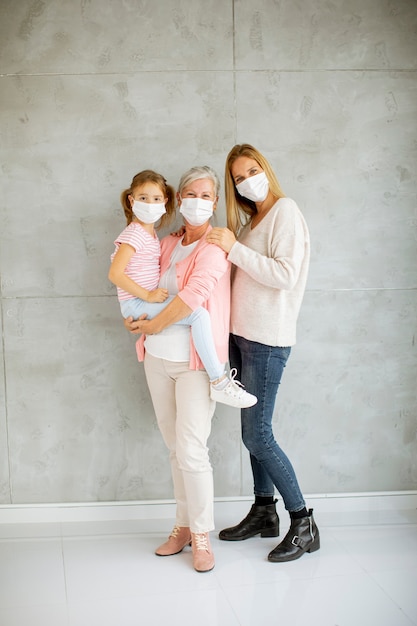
[178,165,220,197]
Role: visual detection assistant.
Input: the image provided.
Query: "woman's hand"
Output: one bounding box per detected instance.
[124,315,141,334]
[206,227,237,253]
[123,314,159,335]
[147,288,168,303]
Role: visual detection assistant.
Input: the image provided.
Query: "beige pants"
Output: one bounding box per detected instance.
[144,352,216,533]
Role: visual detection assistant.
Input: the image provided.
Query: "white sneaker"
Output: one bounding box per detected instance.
[210,368,257,408]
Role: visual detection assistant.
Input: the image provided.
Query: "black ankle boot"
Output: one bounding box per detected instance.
[267,508,320,562]
[219,501,279,541]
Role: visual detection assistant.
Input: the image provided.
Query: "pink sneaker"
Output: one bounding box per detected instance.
[155,525,191,556]
[191,532,215,572]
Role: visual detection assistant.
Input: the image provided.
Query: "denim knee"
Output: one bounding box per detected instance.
[242,431,273,461]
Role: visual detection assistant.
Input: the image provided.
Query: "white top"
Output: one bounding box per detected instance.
[228,197,310,347]
[144,238,198,361]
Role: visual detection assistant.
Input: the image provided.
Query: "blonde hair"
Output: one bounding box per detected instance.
[225,144,286,236]
[120,169,176,229]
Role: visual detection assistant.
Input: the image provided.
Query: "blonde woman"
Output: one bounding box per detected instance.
[207,145,320,563]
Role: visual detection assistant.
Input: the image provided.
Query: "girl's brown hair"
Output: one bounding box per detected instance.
[120,169,176,228]
[224,144,286,236]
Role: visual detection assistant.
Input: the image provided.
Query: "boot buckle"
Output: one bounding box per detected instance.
[291,534,308,550]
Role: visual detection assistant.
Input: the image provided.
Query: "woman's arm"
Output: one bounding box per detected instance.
[229,236,305,290]
[124,295,192,335]
[211,201,308,291]
[124,240,229,335]
[109,243,168,303]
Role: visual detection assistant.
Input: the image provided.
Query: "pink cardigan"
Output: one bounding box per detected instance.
[136,226,231,370]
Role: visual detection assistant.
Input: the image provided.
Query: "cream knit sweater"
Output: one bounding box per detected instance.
[227,197,310,347]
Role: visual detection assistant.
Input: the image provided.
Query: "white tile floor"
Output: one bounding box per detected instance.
[0,508,417,626]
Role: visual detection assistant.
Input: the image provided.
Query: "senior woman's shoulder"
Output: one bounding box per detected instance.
[197,233,230,270]
[160,233,180,252]
[201,232,228,253]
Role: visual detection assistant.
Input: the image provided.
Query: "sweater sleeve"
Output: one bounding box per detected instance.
[177,240,230,311]
[228,199,308,291]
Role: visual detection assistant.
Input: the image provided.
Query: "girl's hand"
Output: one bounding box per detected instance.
[147,288,168,303]
[206,227,236,253]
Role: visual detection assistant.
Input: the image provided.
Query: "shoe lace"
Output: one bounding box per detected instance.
[194,533,209,552]
[225,368,246,398]
[170,525,181,539]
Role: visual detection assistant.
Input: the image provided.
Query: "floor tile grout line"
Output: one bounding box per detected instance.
[59,527,71,625]
[366,569,417,626]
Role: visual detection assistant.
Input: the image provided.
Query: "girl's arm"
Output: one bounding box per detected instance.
[108,243,168,303]
[210,201,307,291]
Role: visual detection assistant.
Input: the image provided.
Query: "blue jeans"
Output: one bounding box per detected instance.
[229,333,306,513]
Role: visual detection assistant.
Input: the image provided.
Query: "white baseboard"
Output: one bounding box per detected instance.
[0,491,416,525]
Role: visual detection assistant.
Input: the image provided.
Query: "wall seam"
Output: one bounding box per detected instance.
[0,292,13,504]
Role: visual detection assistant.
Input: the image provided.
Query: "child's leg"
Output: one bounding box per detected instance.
[121,299,257,408]
[121,300,224,380]
[182,308,258,408]
[120,296,175,320]
[177,307,225,381]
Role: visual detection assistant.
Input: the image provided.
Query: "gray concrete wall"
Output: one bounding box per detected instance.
[0,0,416,504]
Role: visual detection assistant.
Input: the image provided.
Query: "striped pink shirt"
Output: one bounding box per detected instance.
[111,222,161,302]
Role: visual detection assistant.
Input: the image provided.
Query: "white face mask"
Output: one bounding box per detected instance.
[236,171,269,202]
[179,197,214,226]
[132,200,166,224]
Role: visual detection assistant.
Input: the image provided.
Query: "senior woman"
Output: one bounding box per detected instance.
[125,165,240,573]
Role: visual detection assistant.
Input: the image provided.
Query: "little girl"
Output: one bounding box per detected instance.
[109,169,257,409]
